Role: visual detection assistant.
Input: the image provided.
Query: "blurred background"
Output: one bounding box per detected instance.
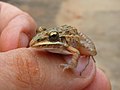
[1,0,120,90]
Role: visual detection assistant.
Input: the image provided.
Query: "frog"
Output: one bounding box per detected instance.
[29,25,97,75]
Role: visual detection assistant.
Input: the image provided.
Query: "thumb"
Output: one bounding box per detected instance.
[0,48,96,90]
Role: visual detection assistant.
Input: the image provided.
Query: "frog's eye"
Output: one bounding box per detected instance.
[49,31,59,42]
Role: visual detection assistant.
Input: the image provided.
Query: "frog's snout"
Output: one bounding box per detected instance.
[29,39,35,47]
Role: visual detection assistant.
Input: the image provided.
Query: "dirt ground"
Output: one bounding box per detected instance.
[3,0,120,90]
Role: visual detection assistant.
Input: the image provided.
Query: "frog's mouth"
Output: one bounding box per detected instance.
[31,41,64,47]
[31,41,71,54]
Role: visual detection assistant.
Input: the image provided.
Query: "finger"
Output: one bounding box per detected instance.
[83,68,111,90]
[0,48,96,90]
[0,2,37,51]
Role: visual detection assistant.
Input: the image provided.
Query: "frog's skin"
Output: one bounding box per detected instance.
[29,25,97,74]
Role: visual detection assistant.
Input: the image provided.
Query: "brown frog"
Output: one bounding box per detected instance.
[29,25,97,75]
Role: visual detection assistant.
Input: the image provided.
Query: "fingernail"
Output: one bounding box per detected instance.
[19,33,29,47]
[75,56,96,77]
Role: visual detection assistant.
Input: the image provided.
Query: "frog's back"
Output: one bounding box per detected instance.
[58,25,97,56]
[57,25,81,49]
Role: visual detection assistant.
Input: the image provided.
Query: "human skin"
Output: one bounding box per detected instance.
[0,2,111,90]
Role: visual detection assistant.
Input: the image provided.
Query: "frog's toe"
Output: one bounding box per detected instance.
[59,64,74,72]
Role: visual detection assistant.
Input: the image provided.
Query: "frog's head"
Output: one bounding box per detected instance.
[29,28,64,48]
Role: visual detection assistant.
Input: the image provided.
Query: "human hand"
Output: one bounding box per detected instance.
[0,2,111,90]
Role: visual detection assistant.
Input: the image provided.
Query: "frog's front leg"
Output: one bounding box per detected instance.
[60,45,80,71]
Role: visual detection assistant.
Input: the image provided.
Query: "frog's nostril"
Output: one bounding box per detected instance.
[37,39,40,42]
